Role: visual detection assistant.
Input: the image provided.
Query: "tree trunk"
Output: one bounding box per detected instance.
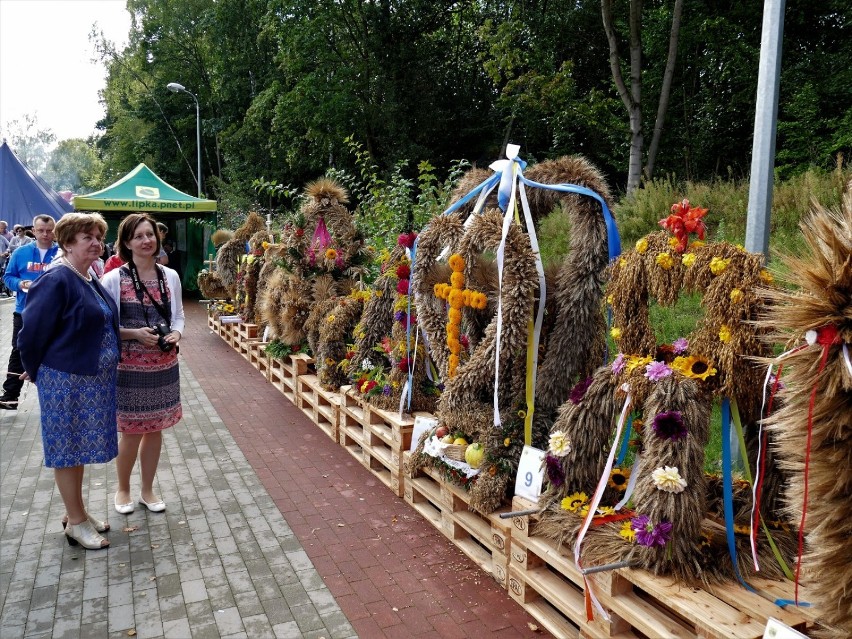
[644,0,684,182]
[602,0,644,195]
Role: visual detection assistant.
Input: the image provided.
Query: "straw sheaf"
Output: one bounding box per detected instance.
[304,297,339,360]
[254,244,287,328]
[758,188,852,637]
[543,367,621,504]
[317,296,364,390]
[233,211,266,242]
[241,257,262,323]
[448,167,495,216]
[304,177,349,205]
[259,270,312,345]
[210,228,233,247]
[411,214,465,374]
[197,270,229,300]
[439,208,537,413]
[533,157,612,414]
[631,376,711,581]
[215,237,247,298]
[639,231,685,306]
[607,252,656,356]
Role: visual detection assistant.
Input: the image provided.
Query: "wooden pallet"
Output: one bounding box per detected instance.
[235,323,260,361]
[403,451,512,589]
[507,497,818,639]
[296,374,341,441]
[269,353,312,404]
[248,341,271,380]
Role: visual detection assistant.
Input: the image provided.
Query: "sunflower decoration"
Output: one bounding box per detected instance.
[608,467,630,492]
[561,492,590,513]
[672,354,717,381]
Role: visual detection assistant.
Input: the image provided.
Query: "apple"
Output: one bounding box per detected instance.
[465,442,484,468]
[436,425,449,439]
[441,434,455,444]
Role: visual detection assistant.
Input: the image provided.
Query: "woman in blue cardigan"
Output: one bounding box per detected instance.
[18,213,121,550]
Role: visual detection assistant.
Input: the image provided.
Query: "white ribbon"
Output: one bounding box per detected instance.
[843,343,852,378]
[574,384,632,621]
[614,454,642,511]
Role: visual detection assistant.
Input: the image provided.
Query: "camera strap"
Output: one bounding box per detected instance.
[124,262,171,325]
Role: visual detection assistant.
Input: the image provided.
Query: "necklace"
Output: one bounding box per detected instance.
[62,258,92,282]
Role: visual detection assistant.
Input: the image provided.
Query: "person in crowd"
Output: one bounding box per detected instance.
[103,240,125,274]
[1,215,59,410]
[8,225,33,252]
[101,213,184,515]
[0,234,10,297]
[155,222,169,266]
[0,220,11,241]
[17,213,120,550]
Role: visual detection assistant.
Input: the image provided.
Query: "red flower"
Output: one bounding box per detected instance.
[364,380,378,392]
[396,264,411,279]
[659,199,708,253]
[295,228,305,238]
[398,232,417,249]
[397,279,410,295]
[398,358,410,372]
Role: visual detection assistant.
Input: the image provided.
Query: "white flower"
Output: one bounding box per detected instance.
[548,430,572,457]
[651,466,687,493]
[361,358,373,371]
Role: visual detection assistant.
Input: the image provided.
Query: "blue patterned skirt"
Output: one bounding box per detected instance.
[39,303,119,469]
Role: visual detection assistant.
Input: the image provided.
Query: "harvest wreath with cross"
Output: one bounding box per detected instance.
[409,150,619,516]
[533,200,797,590]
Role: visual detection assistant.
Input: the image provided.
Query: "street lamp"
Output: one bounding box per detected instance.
[167,82,202,198]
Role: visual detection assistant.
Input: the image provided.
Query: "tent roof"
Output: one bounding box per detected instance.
[73,163,216,213]
[0,140,74,228]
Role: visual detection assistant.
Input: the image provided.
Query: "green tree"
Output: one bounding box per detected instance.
[1,114,56,175]
[42,139,104,193]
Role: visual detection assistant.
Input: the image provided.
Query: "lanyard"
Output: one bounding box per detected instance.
[124,262,170,324]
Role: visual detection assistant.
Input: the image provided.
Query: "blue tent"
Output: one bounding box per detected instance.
[0,139,72,228]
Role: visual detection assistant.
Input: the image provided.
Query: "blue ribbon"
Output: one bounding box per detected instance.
[518,177,622,261]
[616,414,633,466]
[497,156,528,212]
[722,398,756,593]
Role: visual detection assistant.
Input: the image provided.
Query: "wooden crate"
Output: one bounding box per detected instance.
[507,498,817,639]
[268,357,294,404]
[296,374,340,441]
[402,451,513,589]
[207,313,219,333]
[248,341,271,380]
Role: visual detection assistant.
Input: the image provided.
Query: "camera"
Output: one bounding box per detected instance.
[153,322,173,352]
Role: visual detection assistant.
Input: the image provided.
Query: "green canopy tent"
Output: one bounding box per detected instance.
[73,163,217,291]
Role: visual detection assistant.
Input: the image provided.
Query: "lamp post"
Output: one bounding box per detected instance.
[166,82,202,198]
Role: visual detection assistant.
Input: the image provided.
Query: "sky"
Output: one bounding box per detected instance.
[0,0,131,144]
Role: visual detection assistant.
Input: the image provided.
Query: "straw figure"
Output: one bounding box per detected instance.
[233,230,270,323]
[197,269,229,300]
[216,211,266,299]
[758,184,852,638]
[410,155,616,515]
[257,178,370,346]
[312,292,368,390]
[536,202,794,585]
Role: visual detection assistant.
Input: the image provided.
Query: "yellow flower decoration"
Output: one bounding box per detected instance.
[606,294,614,305]
[503,437,511,447]
[729,288,743,303]
[326,314,336,323]
[681,253,697,268]
[448,254,465,271]
[760,269,774,284]
[719,325,732,343]
[691,240,705,248]
[734,524,751,535]
[655,252,675,270]
[610,327,622,340]
[325,358,335,366]
[635,237,649,254]
[450,271,464,288]
[595,506,616,517]
[561,492,589,513]
[677,355,717,381]
[619,520,636,542]
[608,467,630,491]
[262,241,270,250]
[667,236,680,249]
[626,355,653,373]
[619,257,627,267]
[709,257,731,275]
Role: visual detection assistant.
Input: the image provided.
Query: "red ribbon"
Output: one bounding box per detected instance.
[796,324,840,604]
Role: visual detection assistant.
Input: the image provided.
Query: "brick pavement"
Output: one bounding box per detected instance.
[180,301,546,638]
[0,295,548,638]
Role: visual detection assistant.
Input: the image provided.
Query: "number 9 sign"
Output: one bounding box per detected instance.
[514,446,545,502]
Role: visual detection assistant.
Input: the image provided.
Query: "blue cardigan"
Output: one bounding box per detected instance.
[18,266,121,382]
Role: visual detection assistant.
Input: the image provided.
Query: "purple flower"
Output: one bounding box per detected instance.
[544,453,565,488]
[382,384,392,396]
[632,515,673,547]
[673,338,689,354]
[569,377,594,404]
[394,310,407,324]
[645,361,673,382]
[652,410,687,441]
[611,353,626,375]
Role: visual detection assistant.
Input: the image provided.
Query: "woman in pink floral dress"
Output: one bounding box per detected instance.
[101,213,184,515]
